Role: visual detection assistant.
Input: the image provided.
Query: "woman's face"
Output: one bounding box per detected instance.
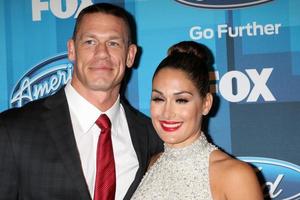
[151,68,212,148]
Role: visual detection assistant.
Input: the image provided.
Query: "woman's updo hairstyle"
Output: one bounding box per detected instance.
[153,41,211,97]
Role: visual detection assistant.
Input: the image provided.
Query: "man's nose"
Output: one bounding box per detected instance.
[95,43,109,58]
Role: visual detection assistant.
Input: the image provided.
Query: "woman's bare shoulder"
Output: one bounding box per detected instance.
[210,150,251,173]
[209,150,263,200]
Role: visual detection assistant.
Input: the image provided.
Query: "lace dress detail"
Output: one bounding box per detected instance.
[131,134,217,200]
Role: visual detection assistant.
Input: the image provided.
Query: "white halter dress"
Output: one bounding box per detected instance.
[131,134,217,200]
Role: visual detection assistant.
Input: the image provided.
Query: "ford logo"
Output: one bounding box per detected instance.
[10,54,73,108]
[175,0,273,9]
[240,157,300,200]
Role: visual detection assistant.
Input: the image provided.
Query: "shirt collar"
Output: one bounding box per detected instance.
[65,82,120,135]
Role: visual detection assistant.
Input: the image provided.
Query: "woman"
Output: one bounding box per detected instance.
[131,41,263,200]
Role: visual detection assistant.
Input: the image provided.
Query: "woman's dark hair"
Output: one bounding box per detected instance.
[153,41,211,97]
[72,3,134,44]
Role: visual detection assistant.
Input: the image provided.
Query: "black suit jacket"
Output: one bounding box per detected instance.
[0,88,163,200]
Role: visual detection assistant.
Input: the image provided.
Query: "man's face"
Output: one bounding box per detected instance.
[68,12,137,96]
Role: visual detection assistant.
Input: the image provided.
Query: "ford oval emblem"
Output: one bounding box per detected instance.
[175,0,273,9]
[10,53,73,108]
[240,157,300,200]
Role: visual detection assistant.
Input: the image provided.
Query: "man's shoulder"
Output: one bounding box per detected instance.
[0,88,66,120]
[1,98,45,118]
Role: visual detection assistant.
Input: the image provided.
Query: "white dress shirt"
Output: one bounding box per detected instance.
[65,82,139,199]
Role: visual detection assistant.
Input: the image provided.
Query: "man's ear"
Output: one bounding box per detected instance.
[67,39,76,62]
[126,44,137,68]
[202,93,213,116]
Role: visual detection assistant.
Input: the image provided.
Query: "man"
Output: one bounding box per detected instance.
[0,3,162,200]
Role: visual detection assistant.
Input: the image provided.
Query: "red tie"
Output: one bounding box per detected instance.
[94,114,116,200]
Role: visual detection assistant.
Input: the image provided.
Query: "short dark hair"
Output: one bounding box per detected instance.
[153,41,211,97]
[72,3,134,44]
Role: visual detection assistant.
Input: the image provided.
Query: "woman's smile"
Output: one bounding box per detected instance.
[159,120,183,132]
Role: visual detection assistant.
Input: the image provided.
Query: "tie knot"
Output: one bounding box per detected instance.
[96,114,111,130]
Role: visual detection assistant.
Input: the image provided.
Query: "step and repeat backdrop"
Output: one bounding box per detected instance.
[1,0,299,199]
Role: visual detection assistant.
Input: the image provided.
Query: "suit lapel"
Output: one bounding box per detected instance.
[122,101,148,170]
[121,100,149,200]
[42,89,91,200]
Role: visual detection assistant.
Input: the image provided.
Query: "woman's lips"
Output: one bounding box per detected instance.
[159,120,182,132]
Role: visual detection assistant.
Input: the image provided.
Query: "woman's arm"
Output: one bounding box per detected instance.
[222,160,264,200]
